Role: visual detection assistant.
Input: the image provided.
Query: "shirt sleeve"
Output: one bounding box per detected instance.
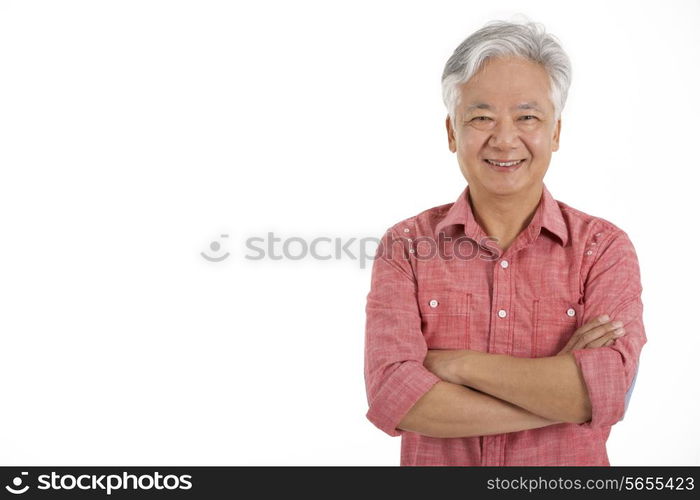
[572,229,647,429]
[364,227,442,437]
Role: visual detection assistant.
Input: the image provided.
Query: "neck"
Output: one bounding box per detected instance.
[468,184,544,250]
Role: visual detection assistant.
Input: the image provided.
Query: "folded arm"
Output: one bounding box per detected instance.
[365,227,645,436]
[425,350,592,423]
[397,380,560,438]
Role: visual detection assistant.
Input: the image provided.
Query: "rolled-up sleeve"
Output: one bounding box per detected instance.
[572,229,647,429]
[364,227,442,437]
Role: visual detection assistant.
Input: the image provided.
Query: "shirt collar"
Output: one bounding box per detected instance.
[434,183,569,247]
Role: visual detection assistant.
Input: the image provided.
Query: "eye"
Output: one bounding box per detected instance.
[519,115,538,121]
[471,116,492,122]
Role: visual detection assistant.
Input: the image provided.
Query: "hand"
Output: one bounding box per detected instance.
[557,315,625,355]
[424,349,470,384]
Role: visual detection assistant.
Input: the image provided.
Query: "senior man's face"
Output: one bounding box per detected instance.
[446,56,561,197]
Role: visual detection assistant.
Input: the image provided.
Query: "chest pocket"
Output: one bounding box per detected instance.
[417,291,471,349]
[532,298,581,357]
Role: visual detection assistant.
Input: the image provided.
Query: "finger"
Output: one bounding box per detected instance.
[562,316,615,352]
[586,327,625,348]
[562,315,612,349]
[568,321,623,352]
[575,315,612,336]
[579,321,623,345]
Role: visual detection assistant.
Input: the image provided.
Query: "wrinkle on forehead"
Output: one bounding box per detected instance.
[465,101,546,113]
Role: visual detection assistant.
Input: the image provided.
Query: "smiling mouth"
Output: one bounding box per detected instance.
[485,159,526,167]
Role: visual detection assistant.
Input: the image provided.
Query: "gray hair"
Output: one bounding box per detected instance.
[441,20,572,122]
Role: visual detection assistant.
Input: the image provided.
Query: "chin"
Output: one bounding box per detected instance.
[483,176,527,191]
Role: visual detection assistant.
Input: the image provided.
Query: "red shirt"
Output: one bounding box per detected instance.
[363,183,646,466]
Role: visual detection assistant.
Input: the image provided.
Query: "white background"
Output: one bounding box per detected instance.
[1,0,698,465]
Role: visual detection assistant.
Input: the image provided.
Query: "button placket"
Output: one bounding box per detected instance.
[490,249,513,356]
[497,259,509,319]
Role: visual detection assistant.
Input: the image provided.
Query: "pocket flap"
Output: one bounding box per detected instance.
[417,290,470,315]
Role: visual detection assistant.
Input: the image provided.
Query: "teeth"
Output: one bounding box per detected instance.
[487,159,522,167]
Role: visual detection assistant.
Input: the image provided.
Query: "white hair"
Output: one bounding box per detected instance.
[441,20,572,122]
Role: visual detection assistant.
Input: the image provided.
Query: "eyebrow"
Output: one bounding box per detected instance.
[464,101,545,113]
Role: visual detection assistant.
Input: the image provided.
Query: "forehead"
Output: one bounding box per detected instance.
[465,101,546,113]
[457,56,553,113]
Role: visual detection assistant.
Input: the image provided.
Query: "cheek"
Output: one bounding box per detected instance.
[458,132,486,158]
[523,128,556,153]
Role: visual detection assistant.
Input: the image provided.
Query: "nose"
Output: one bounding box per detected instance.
[488,119,520,150]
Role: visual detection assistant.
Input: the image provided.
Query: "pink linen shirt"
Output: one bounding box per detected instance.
[363,183,646,466]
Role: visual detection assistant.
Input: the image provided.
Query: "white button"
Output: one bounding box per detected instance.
[409,248,415,253]
[567,308,576,317]
[596,232,601,237]
[429,299,439,308]
[403,228,410,233]
[406,238,412,242]
[500,260,509,269]
[586,250,593,255]
[498,309,507,318]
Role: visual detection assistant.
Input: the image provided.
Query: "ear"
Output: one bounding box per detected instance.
[551,118,561,152]
[446,115,457,153]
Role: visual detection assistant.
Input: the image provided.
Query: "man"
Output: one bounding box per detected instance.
[363,20,646,466]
